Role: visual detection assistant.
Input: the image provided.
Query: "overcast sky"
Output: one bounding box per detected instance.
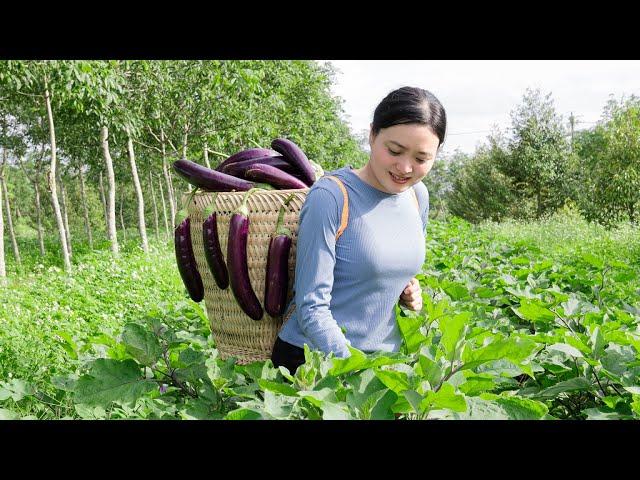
[323,60,640,156]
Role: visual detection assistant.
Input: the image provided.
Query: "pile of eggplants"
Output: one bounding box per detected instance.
[173,138,320,321]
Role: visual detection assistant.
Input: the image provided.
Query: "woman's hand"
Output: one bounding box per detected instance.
[399,277,422,311]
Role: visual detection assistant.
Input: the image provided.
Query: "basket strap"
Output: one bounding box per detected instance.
[411,187,419,212]
[324,175,349,241]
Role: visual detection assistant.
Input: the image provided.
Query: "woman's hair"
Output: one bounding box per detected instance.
[371,86,447,147]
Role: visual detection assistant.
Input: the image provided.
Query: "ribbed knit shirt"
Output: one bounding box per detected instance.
[278,166,430,358]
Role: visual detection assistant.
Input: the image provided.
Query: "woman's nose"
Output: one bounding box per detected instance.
[396,158,412,174]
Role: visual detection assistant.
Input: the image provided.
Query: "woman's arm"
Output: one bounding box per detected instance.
[294,186,351,358]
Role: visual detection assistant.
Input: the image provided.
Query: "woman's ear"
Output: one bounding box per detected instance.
[368,124,375,148]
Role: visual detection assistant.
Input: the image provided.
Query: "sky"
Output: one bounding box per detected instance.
[322,60,640,156]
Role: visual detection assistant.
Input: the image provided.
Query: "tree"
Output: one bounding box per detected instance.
[500,88,573,218]
[575,95,640,225]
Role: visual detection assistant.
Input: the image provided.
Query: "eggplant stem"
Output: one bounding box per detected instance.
[184,187,199,210]
[237,187,262,217]
[274,193,295,236]
[204,192,219,218]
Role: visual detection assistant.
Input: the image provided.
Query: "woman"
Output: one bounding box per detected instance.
[271,86,447,375]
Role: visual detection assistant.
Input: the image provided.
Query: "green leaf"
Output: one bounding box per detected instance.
[535,377,593,399]
[581,253,604,269]
[459,375,496,395]
[368,389,398,420]
[418,353,443,388]
[547,343,584,358]
[374,369,411,394]
[121,323,162,367]
[396,308,428,354]
[442,282,470,301]
[512,299,555,324]
[461,336,537,372]
[226,408,263,420]
[51,375,78,392]
[328,346,368,375]
[263,391,294,419]
[74,359,156,407]
[0,409,20,420]
[631,395,640,417]
[403,390,424,414]
[258,379,298,397]
[590,326,605,361]
[439,312,472,357]
[321,402,352,420]
[298,388,337,408]
[474,287,502,298]
[422,383,467,412]
[479,393,549,419]
[0,379,35,402]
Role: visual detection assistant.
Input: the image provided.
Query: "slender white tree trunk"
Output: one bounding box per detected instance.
[101,126,119,256]
[34,177,45,256]
[158,174,169,241]
[0,149,7,280]
[99,170,108,235]
[78,167,93,249]
[45,77,71,271]
[59,176,72,258]
[161,129,176,228]
[126,127,148,253]
[181,126,188,159]
[149,170,159,239]
[2,172,22,265]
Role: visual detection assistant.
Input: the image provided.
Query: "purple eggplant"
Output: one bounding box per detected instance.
[215,148,279,172]
[227,188,264,321]
[175,217,204,302]
[202,193,229,290]
[222,155,302,178]
[244,163,308,190]
[264,194,295,316]
[173,159,254,192]
[271,138,316,187]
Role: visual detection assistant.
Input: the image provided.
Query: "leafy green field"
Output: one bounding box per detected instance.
[1,211,639,420]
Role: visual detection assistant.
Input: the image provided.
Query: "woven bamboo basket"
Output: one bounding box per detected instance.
[185,188,309,364]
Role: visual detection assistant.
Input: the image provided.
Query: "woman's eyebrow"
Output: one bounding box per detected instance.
[387,140,431,157]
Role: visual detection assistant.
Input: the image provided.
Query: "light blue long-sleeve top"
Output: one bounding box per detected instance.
[277,166,429,358]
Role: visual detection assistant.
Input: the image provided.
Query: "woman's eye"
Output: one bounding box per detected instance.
[388,149,401,155]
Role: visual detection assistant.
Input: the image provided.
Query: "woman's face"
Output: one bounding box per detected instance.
[367,123,439,194]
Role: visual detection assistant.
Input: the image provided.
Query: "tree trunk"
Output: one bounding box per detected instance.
[181,126,189,159]
[119,191,127,242]
[203,143,211,169]
[101,126,119,256]
[59,175,72,258]
[45,76,71,271]
[99,170,108,235]
[0,149,7,280]
[126,128,148,253]
[161,129,176,229]
[2,173,22,266]
[78,167,93,249]
[149,170,160,240]
[15,204,22,220]
[158,174,170,241]
[34,178,45,256]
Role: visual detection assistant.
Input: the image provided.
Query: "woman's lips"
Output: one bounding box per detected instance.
[389,172,410,183]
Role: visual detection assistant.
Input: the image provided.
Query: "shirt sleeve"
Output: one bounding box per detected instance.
[293,186,351,358]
